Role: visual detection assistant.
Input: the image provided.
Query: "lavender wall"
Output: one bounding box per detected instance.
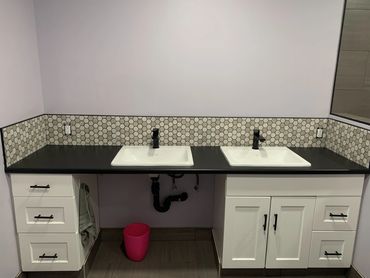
[99,174,214,228]
[0,1,44,127]
[0,0,44,277]
[32,0,344,230]
[34,0,343,117]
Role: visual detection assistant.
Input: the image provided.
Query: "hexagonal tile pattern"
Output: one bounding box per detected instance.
[44,115,327,149]
[1,115,47,166]
[325,119,370,167]
[1,114,369,168]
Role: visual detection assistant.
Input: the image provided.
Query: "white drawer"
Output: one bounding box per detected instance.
[313,197,361,231]
[14,197,78,233]
[11,174,77,197]
[309,231,355,268]
[19,233,82,271]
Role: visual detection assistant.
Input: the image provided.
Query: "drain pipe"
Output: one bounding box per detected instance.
[150,176,188,213]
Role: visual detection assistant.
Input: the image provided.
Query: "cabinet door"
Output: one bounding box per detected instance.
[223,197,270,268]
[266,197,315,268]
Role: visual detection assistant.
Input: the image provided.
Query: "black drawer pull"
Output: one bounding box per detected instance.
[273,214,278,231]
[30,184,50,189]
[324,251,342,256]
[263,214,268,231]
[34,214,54,220]
[329,213,348,218]
[39,253,58,259]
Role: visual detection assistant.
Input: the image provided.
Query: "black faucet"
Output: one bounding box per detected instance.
[252,129,266,150]
[152,128,159,149]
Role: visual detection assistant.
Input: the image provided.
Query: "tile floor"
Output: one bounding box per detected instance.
[88,240,347,278]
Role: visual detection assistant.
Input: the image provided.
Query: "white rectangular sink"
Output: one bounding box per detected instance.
[111,146,194,166]
[220,146,311,167]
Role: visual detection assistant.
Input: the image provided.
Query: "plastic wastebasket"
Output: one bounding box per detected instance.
[123,223,150,261]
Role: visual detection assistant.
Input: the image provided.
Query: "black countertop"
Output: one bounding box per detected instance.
[4,145,369,174]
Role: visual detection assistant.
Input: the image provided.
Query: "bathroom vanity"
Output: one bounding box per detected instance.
[4,145,368,273]
[213,175,363,269]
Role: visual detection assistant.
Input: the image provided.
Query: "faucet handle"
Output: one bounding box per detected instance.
[253,129,260,136]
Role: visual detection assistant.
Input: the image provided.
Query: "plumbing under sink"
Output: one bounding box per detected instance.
[111,146,194,166]
[221,146,311,167]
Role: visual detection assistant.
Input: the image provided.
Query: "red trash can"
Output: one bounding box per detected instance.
[123,223,150,261]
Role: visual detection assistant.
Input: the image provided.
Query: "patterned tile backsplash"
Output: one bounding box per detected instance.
[1,114,369,168]
[1,115,47,166]
[45,115,327,147]
[326,119,370,168]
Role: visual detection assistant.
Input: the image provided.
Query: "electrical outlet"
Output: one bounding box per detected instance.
[64,123,72,135]
[316,127,323,138]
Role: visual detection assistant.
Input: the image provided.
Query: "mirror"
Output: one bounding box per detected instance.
[331,0,370,124]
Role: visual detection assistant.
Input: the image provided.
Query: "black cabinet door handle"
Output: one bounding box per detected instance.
[263,214,267,231]
[30,184,50,189]
[34,214,54,220]
[329,213,348,218]
[324,251,342,256]
[39,253,58,259]
[273,214,278,231]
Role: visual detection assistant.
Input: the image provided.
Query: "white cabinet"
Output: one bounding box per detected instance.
[11,174,100,272]
[222,196,315,269]
[223,197,270,268]
[213,174,364,270]
[266,197,315,268]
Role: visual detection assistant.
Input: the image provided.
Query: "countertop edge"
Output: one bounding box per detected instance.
[3,145,370,175]
[5,167,369,175]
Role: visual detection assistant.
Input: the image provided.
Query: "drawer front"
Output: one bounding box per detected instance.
[309,231,355,268]
[14,197,78,233]
[11,174,76,197]
[19,233,82,271]
[225,175,364,197]
[313,197,361,231]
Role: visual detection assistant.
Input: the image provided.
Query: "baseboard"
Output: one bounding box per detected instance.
[26,270,84,278]
[221,268,349,277]
[101,227,212,241]
[347,266,363,278]
[211,229,222,273]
